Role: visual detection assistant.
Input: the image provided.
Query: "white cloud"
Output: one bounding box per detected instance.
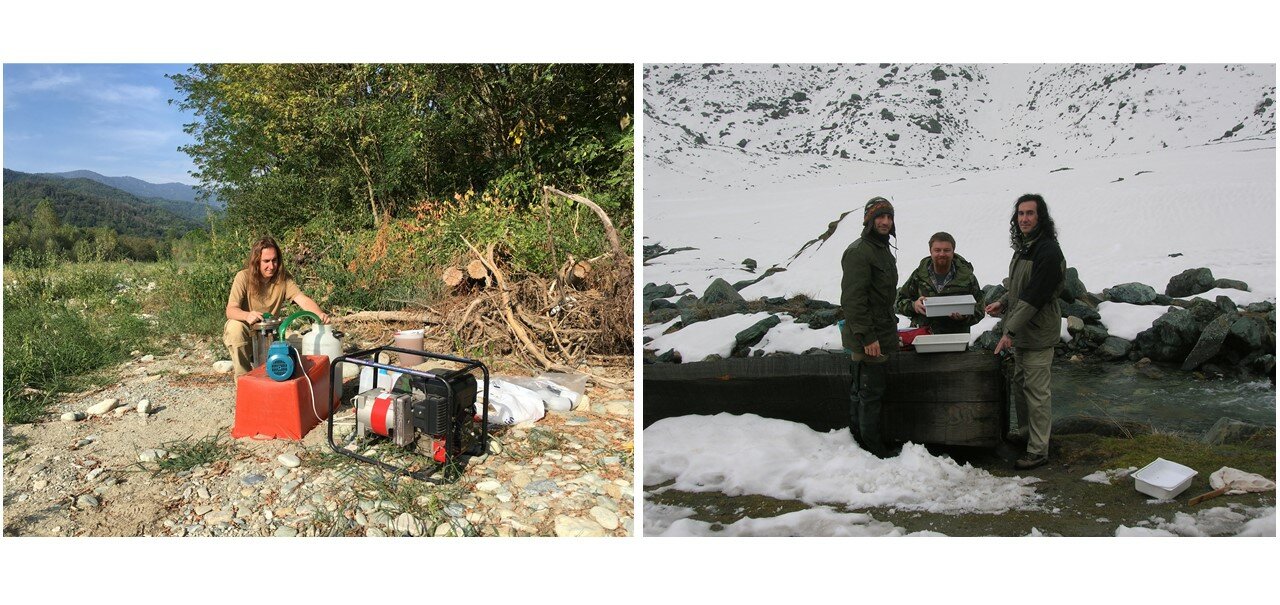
[91,84,162,104]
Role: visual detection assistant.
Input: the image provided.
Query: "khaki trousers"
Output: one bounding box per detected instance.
[223,319,254,377]
[1011,347,1054,457]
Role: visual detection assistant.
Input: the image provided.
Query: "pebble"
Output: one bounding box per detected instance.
[86,398,120,416]
[137,399,154,415]
[138,449,168,463]
[197,487,211,500]
[194,505,215,516]
[114,407,130,417]
[61,412,85,422]
[394,513,425,536]
[205,510,234,525]
[274,527,298,537]
[589,506,619,531]
[76,494,101,509]
[554,515,607,537]
[277,454,302,468]
[604,401,631,416]
[86,468,105,482]
[524,479,561,495]
[281,479,303,496]
[475,480,502,492]
[565,416,591,426]
[140,354,155,363]
[213,361,234,373]
[241,474,266,486]
[366,528,386,537]
[274,468,290,480]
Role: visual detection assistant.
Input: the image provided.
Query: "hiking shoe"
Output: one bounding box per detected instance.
[1014,453,1049,470]
[1005,430,1029,445]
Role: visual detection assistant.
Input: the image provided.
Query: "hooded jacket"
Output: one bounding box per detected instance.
[999,231,1066,349]
[840,224,899,352]
[894,252,985,334]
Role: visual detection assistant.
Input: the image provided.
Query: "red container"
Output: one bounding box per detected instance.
[232,355,337,440]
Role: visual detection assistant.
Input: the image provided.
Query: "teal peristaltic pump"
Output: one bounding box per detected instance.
[266,311,321,381]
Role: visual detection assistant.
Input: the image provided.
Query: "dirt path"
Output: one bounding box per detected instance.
[3,343,635,537]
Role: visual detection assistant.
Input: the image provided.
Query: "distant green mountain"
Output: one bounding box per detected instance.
[46,169,221,208]
[3,169,206,238]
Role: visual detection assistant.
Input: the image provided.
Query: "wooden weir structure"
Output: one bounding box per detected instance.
[643,350,1010,448]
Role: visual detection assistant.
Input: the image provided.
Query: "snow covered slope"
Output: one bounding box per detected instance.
[643,63,1276,303]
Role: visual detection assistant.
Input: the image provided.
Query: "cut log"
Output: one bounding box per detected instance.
[466,259,488,280]
[335,311,432,323]
[442,266,465,288]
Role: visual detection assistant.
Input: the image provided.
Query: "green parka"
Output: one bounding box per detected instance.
[840,227,899,352]
[894,253,985,334]
[999,233,1066,349]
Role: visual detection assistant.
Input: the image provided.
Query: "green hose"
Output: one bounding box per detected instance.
[278,310,321,340]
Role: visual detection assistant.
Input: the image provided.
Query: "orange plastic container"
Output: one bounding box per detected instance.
[232,355,336,440]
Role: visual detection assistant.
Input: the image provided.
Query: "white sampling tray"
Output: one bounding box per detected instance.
[1132,458,1197,499]
[923,294,977,317]
[911,333,970,353]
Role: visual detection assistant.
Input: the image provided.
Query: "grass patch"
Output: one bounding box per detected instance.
[1055,432,1276,479]
[151,432,236,473]
[3,262,151,423]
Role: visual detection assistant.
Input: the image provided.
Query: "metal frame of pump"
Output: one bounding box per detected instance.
[326,346,490,484]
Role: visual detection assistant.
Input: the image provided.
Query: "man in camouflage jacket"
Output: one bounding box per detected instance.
[840,196,900,458]
[985,194,1066,471]
[895,232,985,335]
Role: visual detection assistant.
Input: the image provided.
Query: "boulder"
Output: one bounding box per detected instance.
[1097,336,1132,361]
[1212,278,1249,292]
[1077,325,1110,346]
[1180,314,1233,371]
[1134,307,1200,362]
[643,283,677,299]
[702,278,746,304]
[1065,316,1085,334]
[742,258,758,271]
[1060,301,1101,323]
[1186,298,1224,325]
[1214,295,1238,315]
[981,284,1006,307]
[1245,301,1274,314]
[1104,282,1158,305]
[1165,267,1215,297]
[1201,417,1274,447]
[1061,267,1089,302]
[646,308,680,325]
[972,329,1000,351]
[733,314,782,354]
[1227,316,1267,352]
[649,297,676,310]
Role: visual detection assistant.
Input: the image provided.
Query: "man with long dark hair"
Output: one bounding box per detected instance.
[840,196,900,458]
[984,194,1065,470]
[223,237,329,376]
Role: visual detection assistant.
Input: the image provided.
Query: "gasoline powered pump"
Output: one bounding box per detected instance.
[327,345,490,483]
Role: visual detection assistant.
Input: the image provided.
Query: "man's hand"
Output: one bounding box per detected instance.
[317,311,330,324]
[949,311,964,320]
[985,301,1004,317]
[863,341,881,358]
[993,334,1013,355]
[244,311,264,325]
[912,297,927,315]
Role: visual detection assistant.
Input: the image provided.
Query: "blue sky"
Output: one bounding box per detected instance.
[3,64,198,185]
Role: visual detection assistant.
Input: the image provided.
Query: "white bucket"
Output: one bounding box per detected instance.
[393,329,425,367]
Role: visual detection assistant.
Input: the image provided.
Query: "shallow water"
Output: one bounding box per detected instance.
[1050,361,1275,434]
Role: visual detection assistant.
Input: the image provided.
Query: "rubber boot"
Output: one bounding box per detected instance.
[848,359,865,447]
[857,361,891,458]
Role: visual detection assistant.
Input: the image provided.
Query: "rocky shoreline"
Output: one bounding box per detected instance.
[3,343,634,537]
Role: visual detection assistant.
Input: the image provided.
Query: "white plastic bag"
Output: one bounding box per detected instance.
[497,375,582,412]
[483,378,547,426]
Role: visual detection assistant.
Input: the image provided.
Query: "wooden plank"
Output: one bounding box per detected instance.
[644,350,1008,447]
